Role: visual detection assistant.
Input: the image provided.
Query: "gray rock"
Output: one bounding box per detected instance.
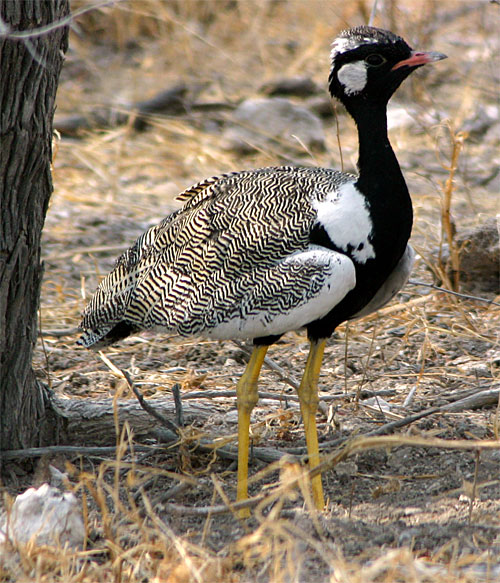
[431,217,499,293]
[462,104,499,141]
[455,217,499,293]
[223,97,325,154]
[305,95,335,118]
[259,76,319,97]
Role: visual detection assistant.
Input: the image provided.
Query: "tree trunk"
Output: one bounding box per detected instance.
[0,1,69,460]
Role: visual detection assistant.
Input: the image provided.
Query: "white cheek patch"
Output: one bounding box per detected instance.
[313,181,375,263]
[337,61,368,95]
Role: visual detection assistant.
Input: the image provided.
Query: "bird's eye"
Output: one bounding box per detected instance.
[365,54,386,67]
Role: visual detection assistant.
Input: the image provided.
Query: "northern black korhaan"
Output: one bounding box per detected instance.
[79,26,447,516]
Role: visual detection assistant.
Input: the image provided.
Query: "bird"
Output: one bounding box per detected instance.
[79,26,446,517]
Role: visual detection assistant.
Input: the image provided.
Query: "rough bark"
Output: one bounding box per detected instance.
[49,394,213,447]
[0,1,69,458]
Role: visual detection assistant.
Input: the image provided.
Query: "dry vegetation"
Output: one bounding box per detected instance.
[2,0,500,581]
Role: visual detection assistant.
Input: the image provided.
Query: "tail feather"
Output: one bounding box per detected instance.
[78,320,139,349]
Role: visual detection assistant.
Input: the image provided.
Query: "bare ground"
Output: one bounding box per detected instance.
[2,1,500,582]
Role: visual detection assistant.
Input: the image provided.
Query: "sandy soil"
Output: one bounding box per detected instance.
[4,1,500,581]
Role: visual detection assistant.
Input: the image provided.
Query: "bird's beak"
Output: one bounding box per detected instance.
[392,50,448,71]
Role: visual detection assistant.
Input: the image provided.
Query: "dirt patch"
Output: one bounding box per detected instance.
[2,1,499,582]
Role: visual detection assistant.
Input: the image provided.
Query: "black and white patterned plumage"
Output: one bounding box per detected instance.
[80,166,357,346]
[79,26,446,350]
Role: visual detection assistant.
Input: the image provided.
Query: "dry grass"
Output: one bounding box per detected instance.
[2,0,499,581]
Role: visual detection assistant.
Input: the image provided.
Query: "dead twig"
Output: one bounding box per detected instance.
[409,280,500,307]
[468,449,481,524]
[125,369,180,434]
[438,127,468,291]
[172,383,184,427]
[45,244,127,262]
[162,496,266,517]
[313,435,500,480]
[289,388,500,456]
[285,407,442,455]
[39,326,79,337]
[99,352,180,434]
[149,435,500,518]
[112,387,396,403]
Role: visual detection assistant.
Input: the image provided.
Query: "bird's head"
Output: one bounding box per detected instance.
[328,26,446,112]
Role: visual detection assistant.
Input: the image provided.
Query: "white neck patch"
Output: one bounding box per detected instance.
[337,61,368,95]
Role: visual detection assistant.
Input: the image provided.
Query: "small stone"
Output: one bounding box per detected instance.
[223,358,239,368]
[334,461,358,477]
[362,397,393,413]
[387,105,416,131]
[398,527,423,547]
[455,360,491,377]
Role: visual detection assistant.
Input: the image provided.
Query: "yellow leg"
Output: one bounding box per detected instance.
[236,344,269,518]
[297,339,326,510]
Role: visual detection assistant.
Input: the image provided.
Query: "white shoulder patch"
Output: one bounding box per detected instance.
[337,61,368,95]
[313,181,375,263]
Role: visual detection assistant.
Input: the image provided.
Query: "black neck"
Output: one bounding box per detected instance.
[350,102,408,199]
[349,100,413,258]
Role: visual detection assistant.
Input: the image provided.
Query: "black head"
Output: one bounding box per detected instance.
[328,26,446,113]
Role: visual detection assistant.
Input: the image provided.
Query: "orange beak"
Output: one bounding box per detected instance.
[392,50,447,71]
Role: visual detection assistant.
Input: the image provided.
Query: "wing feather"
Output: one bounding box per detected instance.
[80,166,355,346]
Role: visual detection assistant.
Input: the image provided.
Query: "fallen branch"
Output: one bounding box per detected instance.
[9,389,498,466]
[54,84,236,137]
[0,436,283,467]
[181,388,396,404]
[47,391,211,447]
[0,444,156,460]
[162,496,266,517]
[289,387,500,456]
[442,388,500,412]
